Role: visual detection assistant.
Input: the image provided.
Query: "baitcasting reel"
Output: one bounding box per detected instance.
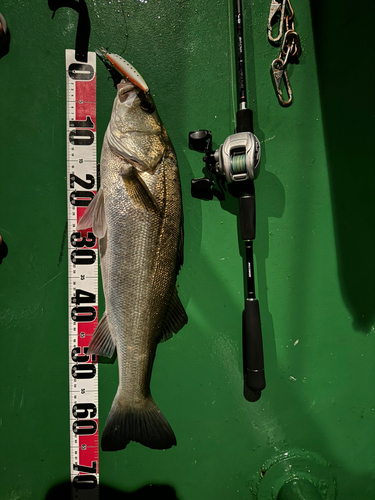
[189,128,261,200]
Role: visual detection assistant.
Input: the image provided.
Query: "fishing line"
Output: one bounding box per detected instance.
[114,0,129,57]
[93,0,129,57]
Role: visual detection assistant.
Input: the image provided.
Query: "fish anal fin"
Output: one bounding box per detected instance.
[101,394,176,451]
[121,166,160,214]
[159,288,188,342]
[87,313,116,358]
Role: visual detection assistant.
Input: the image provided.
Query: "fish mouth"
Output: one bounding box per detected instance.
[117,80,137,103]
[116,80,154,113]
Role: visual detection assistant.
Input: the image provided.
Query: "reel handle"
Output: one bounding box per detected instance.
[189,130,216,200]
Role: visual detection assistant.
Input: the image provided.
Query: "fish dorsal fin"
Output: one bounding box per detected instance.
[159,288,188,342]
[121,166,160,214]
[87,312,116,358]
[77,188,107,239]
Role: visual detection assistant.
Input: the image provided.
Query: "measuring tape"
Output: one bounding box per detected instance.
[66,49,99,497]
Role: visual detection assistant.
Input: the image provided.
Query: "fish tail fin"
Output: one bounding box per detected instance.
[101,393,177,451]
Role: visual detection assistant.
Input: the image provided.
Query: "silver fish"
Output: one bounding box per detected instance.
[78,78,187,451]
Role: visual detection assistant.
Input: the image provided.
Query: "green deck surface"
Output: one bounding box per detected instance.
[0,1,374,499]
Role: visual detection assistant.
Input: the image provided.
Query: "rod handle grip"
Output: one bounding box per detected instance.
[243,299,266,393]
[239,193,255,241]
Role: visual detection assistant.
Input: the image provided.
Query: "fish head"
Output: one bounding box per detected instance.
[107,78,168,171]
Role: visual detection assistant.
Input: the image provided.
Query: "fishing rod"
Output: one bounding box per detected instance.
[188,0,265,401]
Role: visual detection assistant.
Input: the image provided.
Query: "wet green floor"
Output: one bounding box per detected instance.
[0,1,374,499]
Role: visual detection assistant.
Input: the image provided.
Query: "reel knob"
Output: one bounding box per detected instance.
[188,130,212,153]
[191,178,214,201]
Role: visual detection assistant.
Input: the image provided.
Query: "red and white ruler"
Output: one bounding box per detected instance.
[66,49,99,498]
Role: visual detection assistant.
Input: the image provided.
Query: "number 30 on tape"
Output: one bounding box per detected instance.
[66,49,99,498]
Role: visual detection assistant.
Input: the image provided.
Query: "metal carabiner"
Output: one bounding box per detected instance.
[268,0,287,43]
[271,57,293,106]
[281,29,302,59]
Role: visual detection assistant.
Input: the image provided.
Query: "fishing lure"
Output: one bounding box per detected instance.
[96,47,149,92]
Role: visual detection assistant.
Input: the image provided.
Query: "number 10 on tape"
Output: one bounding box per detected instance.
[66,49,99,498]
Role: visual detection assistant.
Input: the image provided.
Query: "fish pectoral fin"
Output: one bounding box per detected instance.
[87,312,116,358]
[77,188,107,239]
[121,166,160,214]
[159,287,188,342]
[92,188,107,239]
